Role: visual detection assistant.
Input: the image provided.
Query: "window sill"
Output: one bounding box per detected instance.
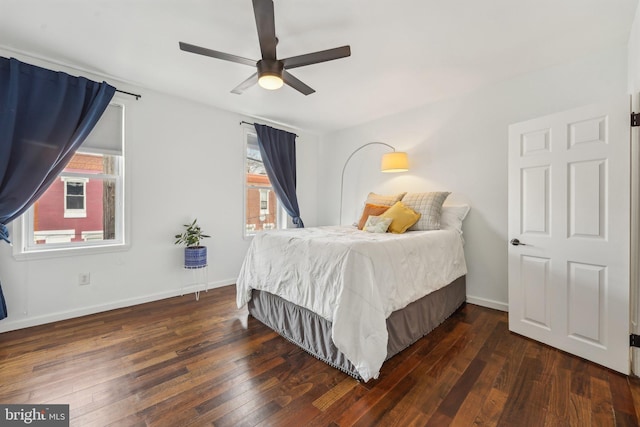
[13,242,130,261]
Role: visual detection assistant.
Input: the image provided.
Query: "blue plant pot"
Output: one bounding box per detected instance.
[185,246,207,268]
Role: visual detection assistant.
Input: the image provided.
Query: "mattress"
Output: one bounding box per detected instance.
[237,226,467,381]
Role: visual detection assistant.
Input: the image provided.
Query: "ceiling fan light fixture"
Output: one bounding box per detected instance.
[178,0,351,95]
[258,74,283,90]
[257,59,284,90]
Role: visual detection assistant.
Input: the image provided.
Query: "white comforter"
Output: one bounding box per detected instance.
[236,226,467,381]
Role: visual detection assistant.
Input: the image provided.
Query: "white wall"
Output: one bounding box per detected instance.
[0,41,629,331]
[0,50,319,332]
[317,45,629,311]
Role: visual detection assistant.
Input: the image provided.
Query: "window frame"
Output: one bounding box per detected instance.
[13,101,129,259]
[243,126,286,238]
[259,188,270,216]
[62,177,88,218]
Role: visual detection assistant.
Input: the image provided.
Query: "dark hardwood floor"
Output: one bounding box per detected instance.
[1,285,639,426]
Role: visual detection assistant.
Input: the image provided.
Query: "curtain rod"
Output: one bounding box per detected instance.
[116,89,141,100]
[239,120,298,137]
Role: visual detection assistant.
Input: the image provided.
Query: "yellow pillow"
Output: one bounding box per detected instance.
[380,201,421,234]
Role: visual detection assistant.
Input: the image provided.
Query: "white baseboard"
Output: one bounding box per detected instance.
[0,278,237,333]
[1,284,510,333]
[466,295,508,312]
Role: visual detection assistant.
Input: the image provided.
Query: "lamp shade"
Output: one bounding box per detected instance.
[381,152,409,172]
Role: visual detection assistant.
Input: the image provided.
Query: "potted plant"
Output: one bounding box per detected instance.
[174,219,210,268]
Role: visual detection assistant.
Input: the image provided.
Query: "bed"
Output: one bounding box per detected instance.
[236,224,467,382]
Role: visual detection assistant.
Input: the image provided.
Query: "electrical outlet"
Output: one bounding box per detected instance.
[79,273,91,286]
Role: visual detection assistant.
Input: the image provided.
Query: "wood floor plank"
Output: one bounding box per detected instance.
[491,328,528,394]
[1,285,639,427]
[477,387,509,426]
[434,354,487,419]
[449,352,505,425]
[609,370,640,426]
[336,321,471,426]
[497,340,560,426]
[312,377,359,411]
[432,311,503,421]
[570,357,592,398]
[568,392,592,426]
[589,376,616,426]
[543,354,572,426]
[628,376,640,422]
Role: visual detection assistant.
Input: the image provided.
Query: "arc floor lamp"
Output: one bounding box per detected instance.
[339,142,409,224]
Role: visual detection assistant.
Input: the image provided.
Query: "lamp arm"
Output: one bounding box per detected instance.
[339,142,396,225]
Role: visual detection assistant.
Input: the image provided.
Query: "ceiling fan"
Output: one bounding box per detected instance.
[179,0,351,95]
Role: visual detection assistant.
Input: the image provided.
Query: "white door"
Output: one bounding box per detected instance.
[508,101,630,374]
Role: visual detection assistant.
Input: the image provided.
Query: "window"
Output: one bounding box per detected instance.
[259,188,269,216]
[19,103,125,253]
[244,128,284,237]
[63,177,88,218]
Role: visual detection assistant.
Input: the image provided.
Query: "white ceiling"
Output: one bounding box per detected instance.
[0,0,637,133]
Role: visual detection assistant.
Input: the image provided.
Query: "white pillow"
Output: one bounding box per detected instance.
[440,204,470,234]
[363,215,393,233]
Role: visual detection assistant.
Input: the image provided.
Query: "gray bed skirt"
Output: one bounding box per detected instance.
[248,275,466,380]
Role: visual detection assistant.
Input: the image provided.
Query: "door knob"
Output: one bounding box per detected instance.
[510,238,526,246]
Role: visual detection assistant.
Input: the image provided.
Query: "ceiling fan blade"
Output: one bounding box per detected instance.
[179,42,256,67]
[282,45,351,69]
[252,0,277,60]
[231,72,259,94]
[282,70,315,96]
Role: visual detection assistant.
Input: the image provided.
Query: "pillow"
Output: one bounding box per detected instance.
[357,203,391,230]
[440,204,471,234]
[380,201,421,234]
[363,215,393,233]
[353,192,407,226]
[365,191,407,206]
[401,192,450,231]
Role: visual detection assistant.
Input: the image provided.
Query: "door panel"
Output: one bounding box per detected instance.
[568,160,606,238]
[521,255,550,328]
[508,101,629,374]
[567,261,605,345]
[568,115,607,148]
[522,166,550,235]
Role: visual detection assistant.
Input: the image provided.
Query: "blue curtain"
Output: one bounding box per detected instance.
[254,124,304,228]
[0,283,6,320]
[0,57,115,320]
